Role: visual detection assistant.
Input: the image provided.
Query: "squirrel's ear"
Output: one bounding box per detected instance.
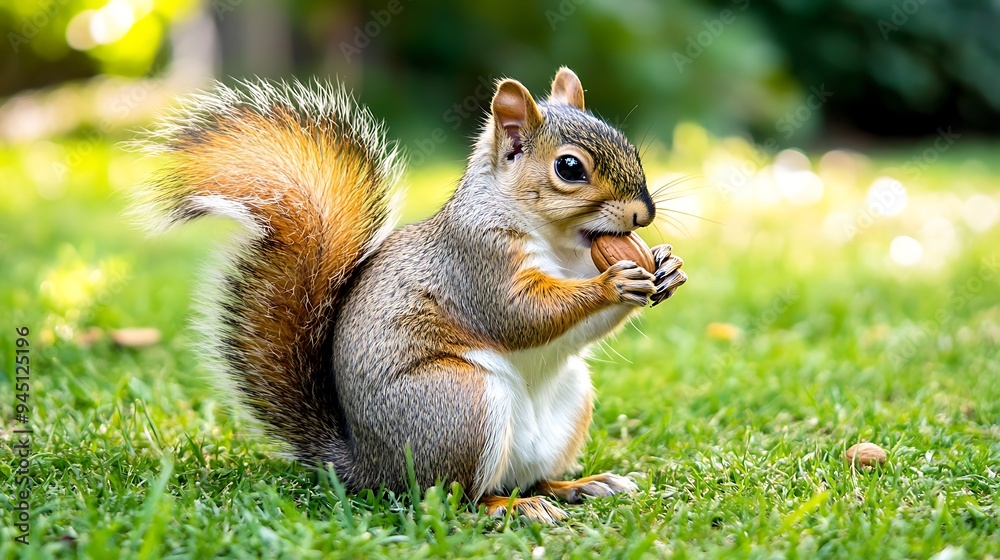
[491,79,542,158]
[549,67,585,111]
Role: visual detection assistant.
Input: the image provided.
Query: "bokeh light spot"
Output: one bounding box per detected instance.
[867,176,907,217]
[889,235,923,266]
[962,194,999,232]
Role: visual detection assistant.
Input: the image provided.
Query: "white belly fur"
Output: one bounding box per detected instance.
[466,232,638,496]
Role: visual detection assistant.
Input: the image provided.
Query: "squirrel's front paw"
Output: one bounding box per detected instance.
[650,244,687,307]
[603,260,656,307]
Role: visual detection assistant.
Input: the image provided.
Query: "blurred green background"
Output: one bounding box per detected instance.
[2,1,1000,557]
[4,0,1000,149]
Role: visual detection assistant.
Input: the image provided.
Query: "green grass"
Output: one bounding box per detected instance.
[1,133,999,559]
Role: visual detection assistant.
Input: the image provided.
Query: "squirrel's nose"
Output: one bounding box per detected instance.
[623,196,655,228]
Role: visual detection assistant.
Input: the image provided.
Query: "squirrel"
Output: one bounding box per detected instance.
[135,67,687,523]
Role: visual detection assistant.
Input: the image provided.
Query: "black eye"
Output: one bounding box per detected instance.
[554,155,588,183]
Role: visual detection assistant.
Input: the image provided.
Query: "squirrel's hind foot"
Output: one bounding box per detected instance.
[535,473,639,504]
[480,495,568,524]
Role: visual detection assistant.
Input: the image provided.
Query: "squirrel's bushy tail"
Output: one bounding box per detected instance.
[133,79,402,477]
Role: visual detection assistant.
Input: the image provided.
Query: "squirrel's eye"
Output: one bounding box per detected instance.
[554,155,588,183]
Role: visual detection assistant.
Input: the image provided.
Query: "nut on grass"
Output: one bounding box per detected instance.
[110,327,161,348]
[591,232,655,273]
[706,322,741,341]
[845,442,887,469]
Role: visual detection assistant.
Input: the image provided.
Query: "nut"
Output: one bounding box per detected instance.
[110,328,161,348]
[845,442,887,468]
[591,233,655,273]
[706,322,741,341]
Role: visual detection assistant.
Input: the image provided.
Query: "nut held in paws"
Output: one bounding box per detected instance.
[591,233,655,273]
[845,442,887,468]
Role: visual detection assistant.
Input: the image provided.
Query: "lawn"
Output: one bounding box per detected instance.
[1,129,998,559]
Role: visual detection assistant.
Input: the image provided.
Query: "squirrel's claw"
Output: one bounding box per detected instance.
[652,244,673,269]
[651,269,687,307]
[650,244,687,307]
[653,255,684,283]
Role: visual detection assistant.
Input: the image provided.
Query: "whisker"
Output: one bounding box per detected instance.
[652,188,705,204]
[621,104,639,128]
[656,213,692,236]
[591,340,616,363]
[628,314,650,340]
[650,178,690,197]
[601,338,632,365]
[637,122,655,160]
[650,175,701,198]
[659,208,723,225]
[653,174,701,190]
[569,213,608,235]
[650,221,665,242]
